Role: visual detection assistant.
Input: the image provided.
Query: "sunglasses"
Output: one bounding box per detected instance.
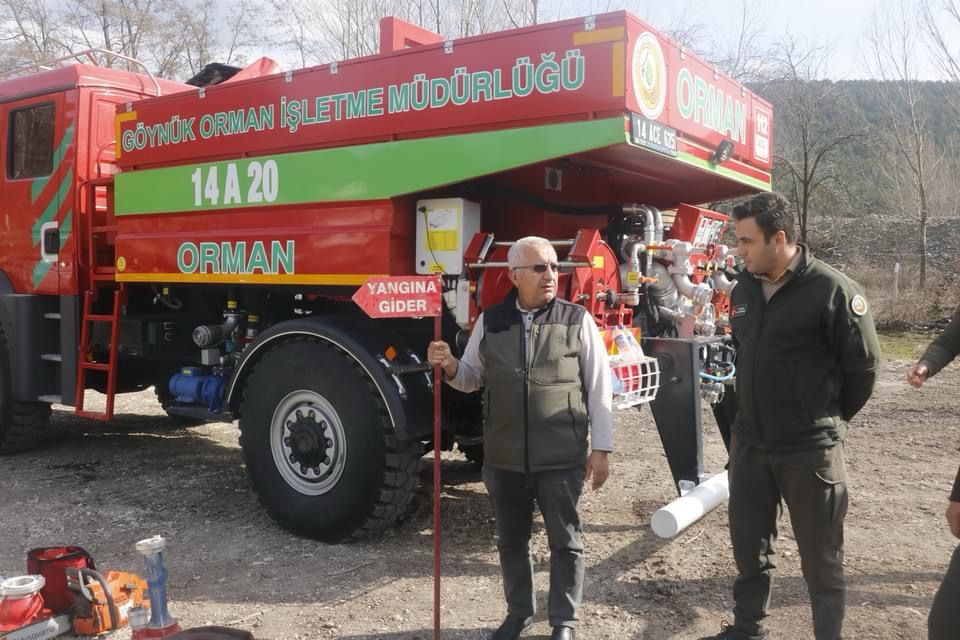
[514,263,560,273]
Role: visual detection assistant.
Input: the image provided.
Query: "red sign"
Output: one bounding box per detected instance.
[116,11,771,175]
[352,275,442,318]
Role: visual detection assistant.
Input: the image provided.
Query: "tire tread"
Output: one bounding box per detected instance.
[239,337,420,541]
[0,325,52,454]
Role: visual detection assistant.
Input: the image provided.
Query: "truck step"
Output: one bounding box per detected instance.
[41,353,62,362]
[80,362,111,372]
[44,312,61,320]
[38,395,62,404]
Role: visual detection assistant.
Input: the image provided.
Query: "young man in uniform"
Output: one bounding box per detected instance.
[703,192,881,640]
[427,236,612,640]
[907,307,960,640]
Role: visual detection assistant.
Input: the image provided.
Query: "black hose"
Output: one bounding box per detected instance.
[193,314,240,347]
[388,362,433,375]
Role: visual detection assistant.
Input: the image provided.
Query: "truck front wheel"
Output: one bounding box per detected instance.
[238,338,420,541]
[0,325,51,453]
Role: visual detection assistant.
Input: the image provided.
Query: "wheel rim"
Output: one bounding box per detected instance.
[270,390,347,495]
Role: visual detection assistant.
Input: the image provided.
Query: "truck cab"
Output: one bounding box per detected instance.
[0,57,185,430]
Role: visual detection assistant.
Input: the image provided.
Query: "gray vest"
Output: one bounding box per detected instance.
[481,293,589,472]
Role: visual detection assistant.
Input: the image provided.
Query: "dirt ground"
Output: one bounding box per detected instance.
[1,358,957,640]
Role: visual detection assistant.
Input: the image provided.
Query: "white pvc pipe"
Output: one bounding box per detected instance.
[650,471,729,538]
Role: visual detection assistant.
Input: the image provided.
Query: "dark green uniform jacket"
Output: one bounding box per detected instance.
[481,290,589,473]
[729,245,882,450]
[918,305,960,501]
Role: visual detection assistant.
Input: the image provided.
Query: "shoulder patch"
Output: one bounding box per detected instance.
[850,294,868,317]
[732,304,748,318]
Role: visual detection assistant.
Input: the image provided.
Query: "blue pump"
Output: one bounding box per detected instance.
[168,367,225,412]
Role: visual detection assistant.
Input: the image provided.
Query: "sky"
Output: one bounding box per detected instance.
[642,0,945,80]
[246,0,950,81]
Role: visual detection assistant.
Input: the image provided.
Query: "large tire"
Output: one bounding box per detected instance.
[238,338,420,541]
[0,325,51,453]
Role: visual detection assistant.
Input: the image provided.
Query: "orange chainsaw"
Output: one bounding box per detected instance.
[65,568,149,636]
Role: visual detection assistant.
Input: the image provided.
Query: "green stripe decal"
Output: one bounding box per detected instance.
[32,168,73,245]
[115,118,628,215]
[674,150,771,191]
[31,261,51,289]
[31,125,74,204]
[60,210,73,246]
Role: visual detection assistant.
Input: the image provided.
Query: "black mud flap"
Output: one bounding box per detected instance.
[645,337,705,494]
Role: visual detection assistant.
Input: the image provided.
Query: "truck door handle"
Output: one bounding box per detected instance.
[42,226,60,254]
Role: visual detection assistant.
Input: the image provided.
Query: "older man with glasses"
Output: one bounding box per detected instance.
[428,236,612,640]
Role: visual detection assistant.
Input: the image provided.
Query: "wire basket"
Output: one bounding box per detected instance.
[610,354,660,409]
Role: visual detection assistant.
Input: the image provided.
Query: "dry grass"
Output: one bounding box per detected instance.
[876,331,935,361]
[842,260,959,325]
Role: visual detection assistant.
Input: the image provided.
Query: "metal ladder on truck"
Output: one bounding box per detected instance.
[74,176,123,420]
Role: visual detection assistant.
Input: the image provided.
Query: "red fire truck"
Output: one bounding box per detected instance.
[0,12,771,541]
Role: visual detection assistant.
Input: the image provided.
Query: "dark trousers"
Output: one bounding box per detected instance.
[929,544,960,640]
[482,465,585,627]
[728,437,848,640]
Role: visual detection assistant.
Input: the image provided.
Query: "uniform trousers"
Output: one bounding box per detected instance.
[482,465,585,627]
[728,436,848,640]
[929,543,960,640]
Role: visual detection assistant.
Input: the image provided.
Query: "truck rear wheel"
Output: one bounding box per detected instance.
[0,325,51,453]
[238,338,420,541]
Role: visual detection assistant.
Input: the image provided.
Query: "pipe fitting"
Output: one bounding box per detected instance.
[0,575,44,599]
[712,271,737,294]
[650,206,664,242]
[192,313,241,347]
[622,204,663,247]
[672,273,713,307]
[621,240,644,297]
[668,241,694,274]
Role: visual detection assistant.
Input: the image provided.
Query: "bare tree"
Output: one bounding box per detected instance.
[222,0,260,66]
[706,0,772,83]
[0,0,253,79]
[403,0,442,34]
[174,0,217,77]
[503,0,539,28]
[447,0,510,37]
[0,0,65,69]
[660,3,708,52]
[266,0,521,68]
[922,0,960,83]
[762,39,862,244]
[416,0,527,38]
[866,0,944,287]
[270,0,404,66]
[170,0,257,75]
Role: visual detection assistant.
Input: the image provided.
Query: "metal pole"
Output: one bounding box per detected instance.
[433,287,442,640]
[893,262,901,311]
